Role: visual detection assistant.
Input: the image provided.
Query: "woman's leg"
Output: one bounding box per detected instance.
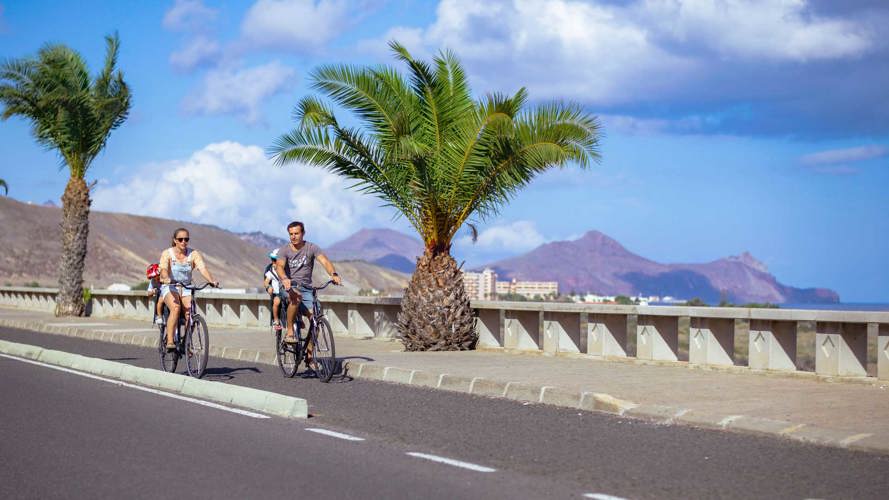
[181,294,193,324]
[163,291,181,346]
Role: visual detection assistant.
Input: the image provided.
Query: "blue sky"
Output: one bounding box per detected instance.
[1,0,887,301]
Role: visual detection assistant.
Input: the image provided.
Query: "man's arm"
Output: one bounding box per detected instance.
[316,253,342,285]
[275,257,291,291]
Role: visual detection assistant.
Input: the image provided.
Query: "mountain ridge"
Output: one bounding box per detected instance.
[483,230,838,304]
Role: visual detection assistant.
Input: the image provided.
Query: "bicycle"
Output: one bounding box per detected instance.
[275,280,337,382]
[155,281,216,378]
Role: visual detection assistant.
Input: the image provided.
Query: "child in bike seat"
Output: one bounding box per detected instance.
[145,263,164,325]
[264,249,283,332]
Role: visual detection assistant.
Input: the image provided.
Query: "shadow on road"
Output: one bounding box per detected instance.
[203,366,263,381]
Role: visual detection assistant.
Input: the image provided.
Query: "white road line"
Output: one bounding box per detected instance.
[46,322,112,327]
[405,452,496,473]
[305,428,366,441]
[0,353,270,419]
[584,493,627,500]
[96,328,157,333]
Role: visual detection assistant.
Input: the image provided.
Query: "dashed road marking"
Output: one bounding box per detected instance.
[406,452,496,473]
[305,428,366,441]
[0,353,270,419]
[584,493,627,500]
[46,322,112,327]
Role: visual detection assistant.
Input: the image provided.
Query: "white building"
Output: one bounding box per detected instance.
[463,268,498,300]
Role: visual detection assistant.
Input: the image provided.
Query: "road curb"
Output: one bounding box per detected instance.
[342,360,889,455]
[0,338,307,419]
[1,316,886,453]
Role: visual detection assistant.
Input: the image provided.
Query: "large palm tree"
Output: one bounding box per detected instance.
[270,42,600,350]
[0,34,131,316]
[0,179,7,195]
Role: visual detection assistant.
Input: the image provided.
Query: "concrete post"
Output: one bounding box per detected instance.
[475,308,502,348]
[325,303,348,336]
[587,313,628,357]
[748,320,797,371]
[504,310,541,350]
[636,315,679,361]
[373,304,398,338]
[876,323,889,380]
[348,305,374,338]
[815,322,867,377]
[689,317,735,366]
[543,311,581,354]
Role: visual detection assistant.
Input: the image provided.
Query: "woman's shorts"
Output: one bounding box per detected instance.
[160,284,193,299]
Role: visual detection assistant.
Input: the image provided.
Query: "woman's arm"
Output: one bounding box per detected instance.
[159,251,171,284]
[192,251,218,286]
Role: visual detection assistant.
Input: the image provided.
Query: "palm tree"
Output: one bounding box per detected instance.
[0,34,131,316]
[270,42,600,350]
[0,179,7,195]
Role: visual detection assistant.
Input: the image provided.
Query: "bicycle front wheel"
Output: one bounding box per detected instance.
[158,324,178,373]
[276,322,300,378]
[185,316,209,378]
[312,318,337,383]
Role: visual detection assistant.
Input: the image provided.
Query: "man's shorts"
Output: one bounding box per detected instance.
[287,285,314,314]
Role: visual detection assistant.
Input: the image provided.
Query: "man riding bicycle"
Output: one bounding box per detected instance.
[274,221,341,367]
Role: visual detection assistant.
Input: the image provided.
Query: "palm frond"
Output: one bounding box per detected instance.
[273,40,602,252]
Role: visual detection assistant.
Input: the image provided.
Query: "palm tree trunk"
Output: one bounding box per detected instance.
[55,176,90,317]
[397,250,477,351]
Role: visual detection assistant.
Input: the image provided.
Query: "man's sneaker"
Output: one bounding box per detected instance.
[154,317,164,326]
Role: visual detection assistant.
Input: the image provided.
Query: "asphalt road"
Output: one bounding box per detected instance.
[2,326,889,499]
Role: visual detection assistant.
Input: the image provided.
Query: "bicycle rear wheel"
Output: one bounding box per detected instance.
[158,324,178,373]
[312,318,336,383]
[276,321,300,378]
[185,316,209,378]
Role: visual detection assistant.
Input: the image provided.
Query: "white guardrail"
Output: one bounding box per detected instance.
[2,286,887,380]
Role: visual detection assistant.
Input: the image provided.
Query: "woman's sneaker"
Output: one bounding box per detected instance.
[154,317,164,326]
[273,320,282,332]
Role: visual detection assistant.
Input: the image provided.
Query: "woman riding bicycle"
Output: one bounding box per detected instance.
[158,227,219,350]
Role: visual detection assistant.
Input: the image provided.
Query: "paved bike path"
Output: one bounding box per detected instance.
[1,306,888,454]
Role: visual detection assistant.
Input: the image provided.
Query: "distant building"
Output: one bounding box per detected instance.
[495,277,559,299]
[463,268,498,300]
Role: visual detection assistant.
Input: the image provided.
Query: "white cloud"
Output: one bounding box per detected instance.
[163,0,217,32]
[359,0,875,107]
[637,0,872,61]
[459,220,545,251]
[183,61,296,123]
[241,0,350,51]
[800,145,888,165]
[169,36,221,72]
[92,142,400,245]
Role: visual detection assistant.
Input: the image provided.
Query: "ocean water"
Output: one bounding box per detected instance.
[780,303,889,312]
[650,302,889,311]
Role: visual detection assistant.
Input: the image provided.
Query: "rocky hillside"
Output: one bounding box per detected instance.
[0,196,409,295]
[325,228,423,273]
[484,231,838,304]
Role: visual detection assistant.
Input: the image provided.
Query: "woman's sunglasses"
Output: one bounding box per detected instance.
[175,237,190,242]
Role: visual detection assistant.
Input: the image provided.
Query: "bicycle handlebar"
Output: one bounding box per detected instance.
[167,281,219,291]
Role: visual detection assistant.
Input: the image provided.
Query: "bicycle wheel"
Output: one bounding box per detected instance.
[276,321,300,378]
[312,318,336,383]
[158,324,178,373]
[185,316,209,378]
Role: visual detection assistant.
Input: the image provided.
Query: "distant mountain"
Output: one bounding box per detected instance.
[326,228,423,272]
[0,196,409,295]
[483,230,839,304]
[238,231,286,251]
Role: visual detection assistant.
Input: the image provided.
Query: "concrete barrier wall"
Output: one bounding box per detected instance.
[2,287,888,380]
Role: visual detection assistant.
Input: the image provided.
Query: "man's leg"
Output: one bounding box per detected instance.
[285,289,299,341]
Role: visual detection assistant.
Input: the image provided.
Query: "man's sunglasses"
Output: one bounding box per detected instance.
[175,237,190,242]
